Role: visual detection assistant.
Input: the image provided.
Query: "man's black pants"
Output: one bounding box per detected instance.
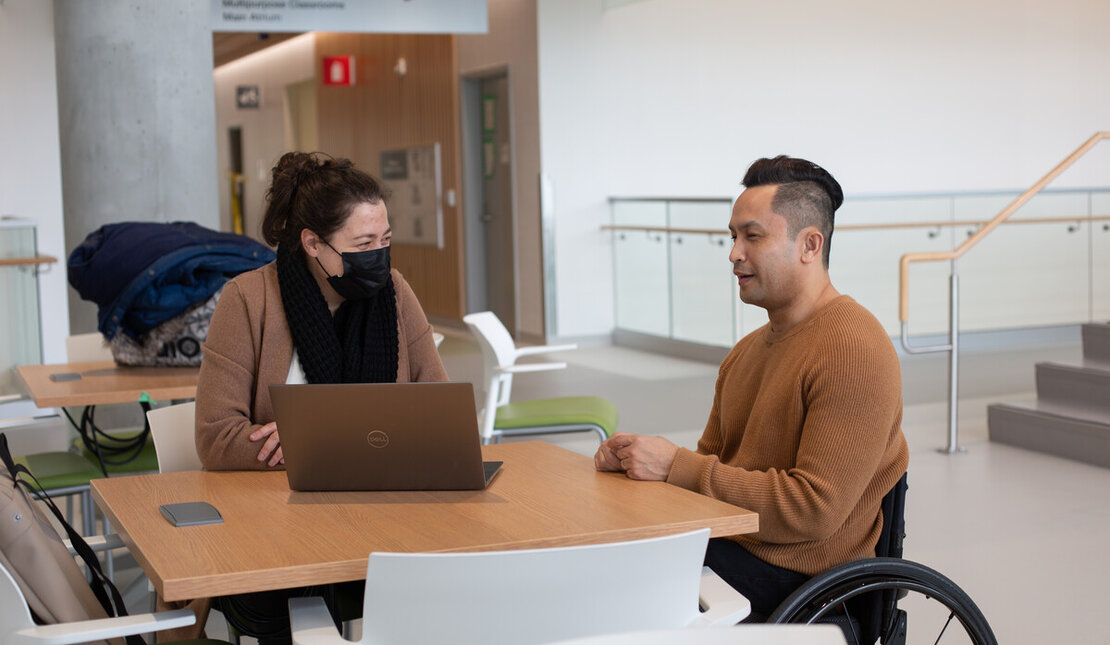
[703,537,810,621]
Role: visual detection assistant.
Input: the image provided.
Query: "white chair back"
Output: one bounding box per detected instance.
[65,332,113,363]
[0,561,35,639]
[0,558,196,645]
[463,312,518,401]
[463,312,519,439]
[462,311,517,366]
[359,529,712,645]
[146,402,201,473]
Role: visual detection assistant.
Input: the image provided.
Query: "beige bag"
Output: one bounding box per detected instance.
[0,433,131,645]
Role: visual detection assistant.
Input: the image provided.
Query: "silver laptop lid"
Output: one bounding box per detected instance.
[269,382,492,492]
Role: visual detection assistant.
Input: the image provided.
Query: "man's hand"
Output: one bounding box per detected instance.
[250,422,284,467]
[594,435,624,472]
[594,432,679,481]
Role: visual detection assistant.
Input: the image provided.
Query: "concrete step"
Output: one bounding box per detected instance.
[989,401,1110,469]
[1035,361,1110,412]
[1082,322,1110,365]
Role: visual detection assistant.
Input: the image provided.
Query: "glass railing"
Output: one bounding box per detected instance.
[0,217,45,402]
[607,187,1110,348]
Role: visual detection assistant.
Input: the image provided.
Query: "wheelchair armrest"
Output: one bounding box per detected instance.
[290,596,347,645]
[693,566,751,626]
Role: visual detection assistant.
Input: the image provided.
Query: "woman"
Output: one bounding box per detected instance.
[196,151,447,470]
[193,152,447,643]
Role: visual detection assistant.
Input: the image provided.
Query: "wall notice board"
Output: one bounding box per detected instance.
[379,143,443,249]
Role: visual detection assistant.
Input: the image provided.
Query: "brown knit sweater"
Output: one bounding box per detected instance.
[195,262,448,470]
[667,295,908,576]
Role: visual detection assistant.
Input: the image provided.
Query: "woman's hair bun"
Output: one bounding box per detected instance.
[260,151,385,252]
[272,152,318,190]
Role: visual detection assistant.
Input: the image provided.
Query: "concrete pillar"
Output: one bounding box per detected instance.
[54,0,219,334]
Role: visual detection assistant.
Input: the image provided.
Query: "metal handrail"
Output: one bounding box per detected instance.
[899,132,1110,323]
[0,255,57,267]
[898,131,1110,454]
[602,214,1110,236]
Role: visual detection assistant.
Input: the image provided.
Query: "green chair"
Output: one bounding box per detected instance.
[11,450,104,537]
[463,311,618,444]
[1,401,105,541]
[493,396,618,441]
[64,333,159,475]
[72,422,159,475]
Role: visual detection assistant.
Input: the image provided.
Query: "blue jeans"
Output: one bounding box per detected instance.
[703,537,810,621]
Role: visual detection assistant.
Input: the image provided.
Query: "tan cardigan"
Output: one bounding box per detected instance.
[195,262,448,470]
[667,296,909,576]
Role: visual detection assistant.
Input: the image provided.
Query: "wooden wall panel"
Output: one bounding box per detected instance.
[314,32,465,320]
[213,33,301,68]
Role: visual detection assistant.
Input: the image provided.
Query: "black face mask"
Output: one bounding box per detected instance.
[316,241,391,300]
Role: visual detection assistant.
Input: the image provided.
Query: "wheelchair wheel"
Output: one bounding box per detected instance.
[767,558,997,645]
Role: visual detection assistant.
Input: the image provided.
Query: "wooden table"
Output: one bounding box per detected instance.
[92,441,759,602]
[17,361,199,408]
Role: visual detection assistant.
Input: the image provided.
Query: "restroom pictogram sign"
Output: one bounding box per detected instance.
[322,56,355,86]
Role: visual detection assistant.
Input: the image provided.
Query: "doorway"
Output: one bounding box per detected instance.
[227,126,244,235]
[462,72,516,335]
[284,79,319,152]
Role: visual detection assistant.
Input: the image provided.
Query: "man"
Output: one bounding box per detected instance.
[595,156,908,618]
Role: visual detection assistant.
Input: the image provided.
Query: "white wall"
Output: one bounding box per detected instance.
[537,0,1110,337]
[0,0,69,363]
[213,34,316,240]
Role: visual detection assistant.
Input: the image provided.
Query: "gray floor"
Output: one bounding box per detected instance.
[16,329,1108,643]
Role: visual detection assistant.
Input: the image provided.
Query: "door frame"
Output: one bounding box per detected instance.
[460,65,519,332]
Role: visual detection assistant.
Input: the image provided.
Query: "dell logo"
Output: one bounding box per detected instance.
[366,430,389,448]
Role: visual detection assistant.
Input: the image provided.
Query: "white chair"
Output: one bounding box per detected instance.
[289,528,750,645]
[462,311,618,444]
[147,402,201,472]
[65,332,114,362]
[545,625,848,644]
[432,331,444,348]
[0,559,195,645]
[147,402,239,641]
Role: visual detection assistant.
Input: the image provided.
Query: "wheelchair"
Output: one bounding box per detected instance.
[767,474,998,645]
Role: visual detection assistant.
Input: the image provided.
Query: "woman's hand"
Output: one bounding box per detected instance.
[250,422,285,467]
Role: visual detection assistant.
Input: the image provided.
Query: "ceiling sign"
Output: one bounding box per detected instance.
[212,0,488,34]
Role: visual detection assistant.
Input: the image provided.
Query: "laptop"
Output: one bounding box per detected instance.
[269,382,502,492]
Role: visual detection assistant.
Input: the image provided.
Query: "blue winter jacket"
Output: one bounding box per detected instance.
[68,221,275,340]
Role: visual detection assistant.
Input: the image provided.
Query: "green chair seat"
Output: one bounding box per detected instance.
[494,396,618,437]
[13,451,102,490]
[74,431,159,474]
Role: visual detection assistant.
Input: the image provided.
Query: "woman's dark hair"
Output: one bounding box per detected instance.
[260,152,387,256]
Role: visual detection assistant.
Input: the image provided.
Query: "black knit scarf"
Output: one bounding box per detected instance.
[276,244,399,384]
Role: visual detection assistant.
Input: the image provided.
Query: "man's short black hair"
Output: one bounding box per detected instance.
[741,156,843,268]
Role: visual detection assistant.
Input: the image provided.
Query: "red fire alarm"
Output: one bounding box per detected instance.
[322,56,356,86]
